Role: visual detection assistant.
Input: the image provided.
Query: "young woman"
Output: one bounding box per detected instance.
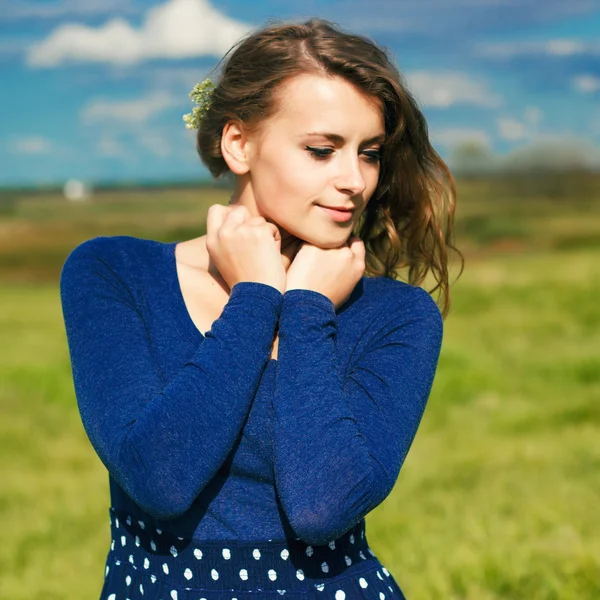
[60,17,462,600]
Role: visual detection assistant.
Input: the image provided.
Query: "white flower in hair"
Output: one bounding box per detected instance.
[183,77,216,129]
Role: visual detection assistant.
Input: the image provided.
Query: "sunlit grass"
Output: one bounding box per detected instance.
[0,181,599,598]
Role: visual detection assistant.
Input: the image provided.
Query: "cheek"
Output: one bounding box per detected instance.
[255,152,324,207]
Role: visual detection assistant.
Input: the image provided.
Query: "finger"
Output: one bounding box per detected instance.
[348,235,365,258]
[206,204,231,240]
[221,205,251,234]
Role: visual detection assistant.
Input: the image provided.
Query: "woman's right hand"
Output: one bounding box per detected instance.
[205,204,287,294]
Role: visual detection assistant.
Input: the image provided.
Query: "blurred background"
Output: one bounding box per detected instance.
[1,1,599,598]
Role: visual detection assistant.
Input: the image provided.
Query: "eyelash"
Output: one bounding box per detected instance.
[305,146,381,164]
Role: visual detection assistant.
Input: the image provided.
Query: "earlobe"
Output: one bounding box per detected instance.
[221,121,250,175]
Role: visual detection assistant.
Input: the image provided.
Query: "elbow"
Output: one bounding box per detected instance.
[287,501,352,547]
[128,486,193,521]
[113,442,196,521]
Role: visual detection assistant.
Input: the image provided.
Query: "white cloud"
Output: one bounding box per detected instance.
[26,0,253,68]
[477,38,600,59]
[523,106,543,127]
[572,75,600,94]
[80,91,177,124]
[8,136,53,155]
[0,0,137,21]
[96,134,129,159]
[405,71,502,108]
[497,117,528,141]
[430,128,492,148]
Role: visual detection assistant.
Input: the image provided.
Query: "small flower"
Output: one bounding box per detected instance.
[183,77,216,129]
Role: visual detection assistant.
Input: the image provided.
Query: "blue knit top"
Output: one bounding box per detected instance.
[59,235,443,547]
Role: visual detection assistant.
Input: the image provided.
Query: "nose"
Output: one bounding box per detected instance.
[335,153,367,196]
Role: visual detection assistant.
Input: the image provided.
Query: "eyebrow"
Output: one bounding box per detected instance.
[302,131,386,145]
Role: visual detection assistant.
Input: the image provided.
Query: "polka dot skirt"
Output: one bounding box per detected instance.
[99,508,407,599]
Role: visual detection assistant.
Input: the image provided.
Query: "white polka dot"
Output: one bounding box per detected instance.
[280,548,289,560]
[335,591,346,600]
[315,583,325,591]
[150,574,157,583]
[138,520,146,530]
[111,539,115,551]
[344,555,352,566]
[377,570,384,580]
[253,549,261,560]
[170,591,178,600]
[156,528,162,535]
[139,583,144,595]
[128,554,134,564]
[277,591,286,596]
[126,515,132,526]
[115,560,121,566]
[115,518,120,529]
[359,551,366,560]
[144,557,150,569]
[268,568,277,581]
[150,540,157,552]
[321,561,329,573]
[296,569,305,581]
[305,545,314,557]
[239,568,248,580]
[361,530,365,539]
[379,593,385,599]
[126,575,131,586]
[349,534,355,544]
[105,565,109,577]
[359,577,368,588]
[170,545,178,557]
[328,540,336,550]
[135,535,140,547]
[211,568,219,580]
[222,548,231,559]
[177,536,184,540]
[368,548,376,557]
[382,566,390,576]
[163,563,170,575]
[184,568,193,580]
[107,595,116,600]
[389,585,394,592]
[121,535,126,546]
[194,548,203,560]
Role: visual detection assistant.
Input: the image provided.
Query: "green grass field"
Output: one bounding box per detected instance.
[0,181,599,598]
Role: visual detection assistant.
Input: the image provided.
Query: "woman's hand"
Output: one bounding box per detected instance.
[284,236,366,310]
[206,204,287,294]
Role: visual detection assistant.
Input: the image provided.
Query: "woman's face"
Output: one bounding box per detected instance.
[230,73,385,249]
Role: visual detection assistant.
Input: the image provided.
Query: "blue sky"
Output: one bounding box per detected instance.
[2,0,600,186]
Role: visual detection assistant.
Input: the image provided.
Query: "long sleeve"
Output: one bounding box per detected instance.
[59,237,283,521]
[272,285,443,546]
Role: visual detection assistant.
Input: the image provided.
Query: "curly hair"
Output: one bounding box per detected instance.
[195,17,463,318]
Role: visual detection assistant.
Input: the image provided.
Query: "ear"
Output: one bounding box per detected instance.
[221,120,252,175]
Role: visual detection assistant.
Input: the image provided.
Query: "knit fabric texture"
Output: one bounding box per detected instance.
[59,235,443,547]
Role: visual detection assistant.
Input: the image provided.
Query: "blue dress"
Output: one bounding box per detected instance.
[59,236,444,599]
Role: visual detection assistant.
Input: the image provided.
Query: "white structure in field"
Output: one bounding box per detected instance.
[63,179,92,201]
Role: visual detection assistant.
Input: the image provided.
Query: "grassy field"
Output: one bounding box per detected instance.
[0,180,599,598]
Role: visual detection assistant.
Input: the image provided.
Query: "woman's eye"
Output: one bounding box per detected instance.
[363,150,381,163]
[306,146,381,163]
[306,146,333,160]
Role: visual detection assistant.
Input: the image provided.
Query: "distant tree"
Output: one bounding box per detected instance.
[449,140,496,177]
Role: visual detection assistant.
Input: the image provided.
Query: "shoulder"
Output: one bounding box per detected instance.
[61,235,160,276]
[60,235,164,300]
[365,275,442,322]
[362,276,444,343]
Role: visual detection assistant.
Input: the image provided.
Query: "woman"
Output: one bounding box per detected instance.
[60,17,462,600]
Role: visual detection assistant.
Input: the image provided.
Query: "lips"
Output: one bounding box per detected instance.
[316,204,354,212]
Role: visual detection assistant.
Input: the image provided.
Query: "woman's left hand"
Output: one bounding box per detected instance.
[284,235,366,310]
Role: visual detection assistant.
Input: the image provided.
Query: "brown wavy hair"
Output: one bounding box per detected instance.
[195,17,464,318]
